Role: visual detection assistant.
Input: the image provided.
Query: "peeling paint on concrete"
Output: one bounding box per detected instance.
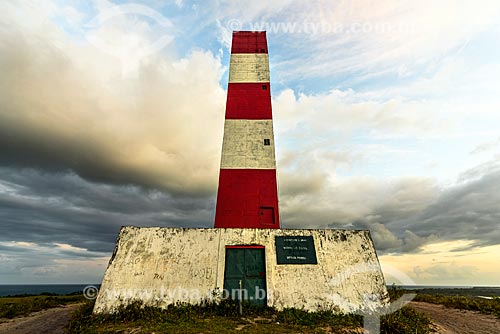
[228,54,270,83]
[220,120,276,169]
[94,227,388,313]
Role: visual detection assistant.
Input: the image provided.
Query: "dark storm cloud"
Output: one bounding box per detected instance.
[2,154,498,261]
[278,153,500,253]
[399,165,500,249]
[350,162,500,253]
[0,166,217,283]
[0,241,108,283]
[0,168,215,254]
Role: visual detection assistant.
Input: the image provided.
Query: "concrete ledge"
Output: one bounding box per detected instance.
[94,227,388,313]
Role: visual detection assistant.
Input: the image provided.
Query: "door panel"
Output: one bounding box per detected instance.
[223,247,266,306]
[224,248,245,296]
[225,248,245,277]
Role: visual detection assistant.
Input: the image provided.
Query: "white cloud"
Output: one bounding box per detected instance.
[5,241,39,248]
[265,0,500,81]
[273,88,449,142]
[471,137,500,155]
[280,174,438,230]
[54,243,88,252]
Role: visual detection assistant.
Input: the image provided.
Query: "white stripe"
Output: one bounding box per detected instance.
[221,120,276,169]
[229,54,270,83]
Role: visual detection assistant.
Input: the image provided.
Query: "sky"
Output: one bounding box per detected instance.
[0,0,499,286]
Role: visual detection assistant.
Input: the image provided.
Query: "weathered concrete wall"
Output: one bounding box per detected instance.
[93,227,388,313]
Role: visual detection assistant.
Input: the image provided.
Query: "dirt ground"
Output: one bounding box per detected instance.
[409,301,500,334]
[0,303,81,334]
[2,301,500,334]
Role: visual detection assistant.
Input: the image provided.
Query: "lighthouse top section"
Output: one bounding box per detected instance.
[214,31,280,229]
[226,31,272,120]
[230,31,268,53]
[225,31,271,121]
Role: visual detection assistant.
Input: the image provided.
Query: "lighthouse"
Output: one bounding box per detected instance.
[94,31,388,314]
[214,31,280,229]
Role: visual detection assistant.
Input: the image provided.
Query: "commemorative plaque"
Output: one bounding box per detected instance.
[275,236,318,264]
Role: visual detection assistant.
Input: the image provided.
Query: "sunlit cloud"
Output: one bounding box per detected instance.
[380,243,500,286]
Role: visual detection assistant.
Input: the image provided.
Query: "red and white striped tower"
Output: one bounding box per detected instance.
[214,31,280,229]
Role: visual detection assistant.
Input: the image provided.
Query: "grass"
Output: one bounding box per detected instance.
[385,284,500,318]
[67,298,433,334]
[0,293,86,319]
[4,288,496,333]
[380,306,433,334]
[0,286,436,333]
[380,285,433,334]
[414,293,500,318]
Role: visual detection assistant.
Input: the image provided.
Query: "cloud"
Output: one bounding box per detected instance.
[0,1,226,196]
[0,168,215,251]
[273,89,449,146]
[380,242,500,285]
[1,1,500,285]
[367,222,403,250]
[1,155,473,261]
[211,0,500,87]
[275,0,500,82]
[0,166,218,283]
[470,137,500,155]
[404,162,500,249]
[0,237,110,284]
[268,75,500,254]
[413,263,479,283]
[0,170,202,250]
[359,160,500,252]
[278,154,500,254]
[280,175,438,228]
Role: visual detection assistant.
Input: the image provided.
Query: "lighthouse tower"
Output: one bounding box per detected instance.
[214,31,280,229]
[94,31,389,315]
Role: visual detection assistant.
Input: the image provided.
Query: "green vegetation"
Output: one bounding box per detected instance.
[68,299,433,334]
[381,306,433,334]
[386,284,500,319]
[0,294,86,319]
[414,293,500,318]
[412,286,500,297]
[381,285,433,334]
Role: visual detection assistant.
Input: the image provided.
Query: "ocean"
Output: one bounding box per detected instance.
[0,284,498,297]
[391,285,500,297]
[0,284,100,297]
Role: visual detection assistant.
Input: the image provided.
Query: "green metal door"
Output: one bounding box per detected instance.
[223,247,266,306]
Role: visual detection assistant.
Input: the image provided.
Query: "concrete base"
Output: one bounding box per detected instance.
[93,227,388,313]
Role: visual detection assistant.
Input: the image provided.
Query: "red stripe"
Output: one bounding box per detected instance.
[226,83,272,119]
[231,31,268,54]
[215,169,280,229]
[225,245,265,249]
